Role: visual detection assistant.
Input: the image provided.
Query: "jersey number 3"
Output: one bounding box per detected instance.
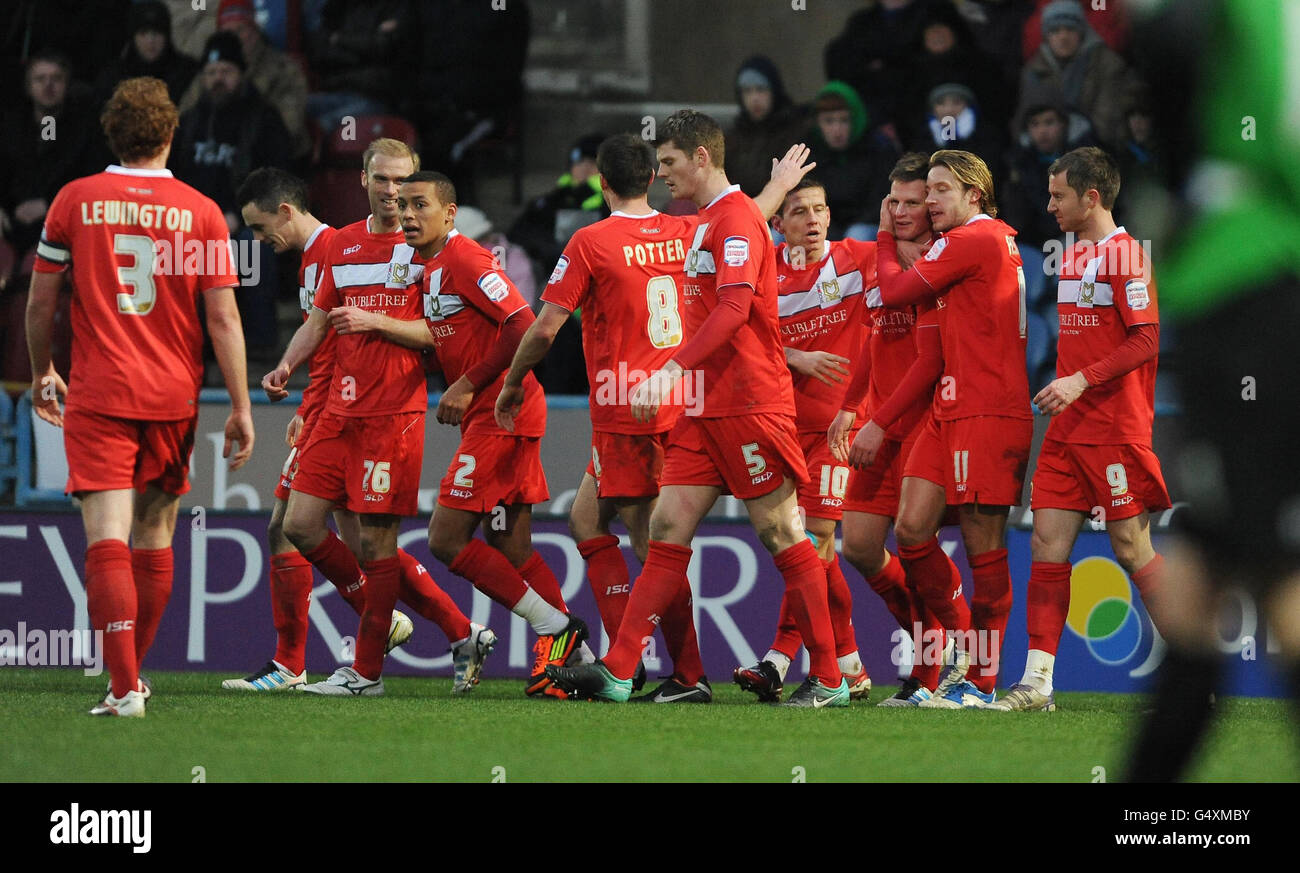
[115,233,158,315]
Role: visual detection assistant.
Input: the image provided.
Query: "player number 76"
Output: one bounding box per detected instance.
[362,460,391,494]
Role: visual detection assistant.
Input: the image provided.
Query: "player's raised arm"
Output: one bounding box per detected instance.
[876,198,939,307]
[753,142,817,220]
[328,306,435,349]
[496,301,569,431]
[204,284,254,469]
[25,269,69,427]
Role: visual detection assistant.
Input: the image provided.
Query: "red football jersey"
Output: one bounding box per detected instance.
[1048,227,1159,445]
[296,223,337,420]
[34,165,237,420]
[910,214,1031,421]
[776,238,874,432]
[312,218,426,417]
[542,209,698,434]
[681,186,795,418]
[424,230,546,437]
[865,287,927,441]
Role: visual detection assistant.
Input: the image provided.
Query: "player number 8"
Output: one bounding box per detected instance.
[363,460,391,494]
[645,275,683,349]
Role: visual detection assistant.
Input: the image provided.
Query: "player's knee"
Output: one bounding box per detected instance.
[1111,539,1146,574]
[282,516,315,552]
[893,517,930,549]
[567,509,601,543]
[427,527,463,566]
[844,538,886,577]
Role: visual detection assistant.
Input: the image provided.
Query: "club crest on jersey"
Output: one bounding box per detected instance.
[924,237,948,261]
[819,278,842,303]
[723,235,749,266]
[548,256,569,285]
[389,261,411,285]
[1080,280,1096,305]
[1126,279,1150,310]
[478,271,509,302]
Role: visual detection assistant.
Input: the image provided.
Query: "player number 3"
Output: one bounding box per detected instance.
[362,460,391,494]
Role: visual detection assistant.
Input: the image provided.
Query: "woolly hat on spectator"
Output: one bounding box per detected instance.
[218,0,256,28]
[736,67,771,92]
[1041,0,1087,36]
[455,206,493,241]
[130,0,171,36]
[568,134,604,166]
[203,31,246,71]
[928,82,977,108]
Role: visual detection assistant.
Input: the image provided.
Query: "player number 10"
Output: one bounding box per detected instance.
[362,460,391,494]
[645,275,683,349]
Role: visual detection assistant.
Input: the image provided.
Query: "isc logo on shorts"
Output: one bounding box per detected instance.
[1112,495,1134,507]
[450,488,474,498]
[751,471,773,486]
[821,497,843,508]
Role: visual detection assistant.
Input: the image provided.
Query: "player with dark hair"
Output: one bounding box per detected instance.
[338,170,588,698]
[866,148,1032,708]
[27,77,254,716]
[990,147,1169,711]
[498,133,815,701]
[226,165,493,694]
[546,110,849,707]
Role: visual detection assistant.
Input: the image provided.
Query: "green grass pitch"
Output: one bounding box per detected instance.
[2,669,1295,782]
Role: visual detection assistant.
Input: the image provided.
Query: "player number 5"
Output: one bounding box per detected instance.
[362,460,391,494]
[742,443,767,476]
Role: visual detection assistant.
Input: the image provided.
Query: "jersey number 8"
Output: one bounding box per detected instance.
[646,275,683,349]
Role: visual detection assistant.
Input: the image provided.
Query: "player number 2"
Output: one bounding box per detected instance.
[953,450,969,484]
[114,233,158,315]
[741,443,767,476]
[818,465,849,499]
[1105,463,1128,496]
[646,275,683,349]
[454,454,476,487]
[362,460,391,494]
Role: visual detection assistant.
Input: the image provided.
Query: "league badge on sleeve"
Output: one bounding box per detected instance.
[548,255,569,285]
[1125,279,1150,310]
[723,236,750,267]
[478,271,510,302]
[924,237,949,261]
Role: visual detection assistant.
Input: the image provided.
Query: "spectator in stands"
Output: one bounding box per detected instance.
[806,81,900,241]
[305,0,412,131]
[454,205,537,309]
[952,0,1035,100]
[725,56,807,199]
[95,1,199,104]
[403,0,530,188]
[161,0,216,59]
[1016,0,1141,147]
[1116,102,1164,195]
[0,51,108,253]
[905,2,1010,143]
[1001,103,1096,248]
[912,82,1005,186]
[823,0,936,130]
[509,133,610,276]
[172,31,288,354]
[178,0,310,161]
[1021,0,1131,60]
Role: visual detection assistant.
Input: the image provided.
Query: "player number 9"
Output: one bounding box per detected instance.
[1105,463,1128,497]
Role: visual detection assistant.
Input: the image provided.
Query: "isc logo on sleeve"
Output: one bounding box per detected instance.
[723,235,749,266]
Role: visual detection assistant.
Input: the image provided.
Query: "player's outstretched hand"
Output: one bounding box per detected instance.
[224,408,255,470]
[494,382,525,432]
[328,306,379,335]
[31,371,67,428]
[789,349,850,386]
[1033,371,1088,416]
[262,364,291,402]
[848,419,885,469]
[827,409,857,463]
[437,376,475,426]
[629,363,682,424]
[285,413,304,447]
[878,196,896,237]
[770,143,817,192]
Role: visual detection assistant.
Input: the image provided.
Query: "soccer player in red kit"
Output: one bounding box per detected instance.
[731,177,876,702]
[27,77,253,716]
[989,147,1169,711]
[229,163,491,694]
[546,110,849,707]
[345,171,585,698]
[497,134,812,702]
[870,149,1033,708]
[262,143,436,696]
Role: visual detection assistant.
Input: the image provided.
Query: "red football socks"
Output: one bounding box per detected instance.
[774,539,840,687]
[269,550,314,675]
[131,547,172,672]
[578,535,629,640]
[909,591,944,689]
[605,541,692,680]
[824,557,858,658]
[1026,560,1073,657]
[865,551,913,631]
[397,548,471,643]
[519,550,567,613]
[660,573,705,686]
[769,594,802,661]
[448,539,529,609]
[1131,552,1166,636]
[86,539,137,700]
[899,537,971,633]
[352,555,400,680]
[302,531,367,615]
[969,548,1012,694]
